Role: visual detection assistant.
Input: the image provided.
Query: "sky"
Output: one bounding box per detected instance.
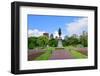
[28,15,88,39]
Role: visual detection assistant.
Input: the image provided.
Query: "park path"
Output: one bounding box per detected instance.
[50,50,74,60]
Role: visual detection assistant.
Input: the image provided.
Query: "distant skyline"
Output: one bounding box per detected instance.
[28,15,88,39]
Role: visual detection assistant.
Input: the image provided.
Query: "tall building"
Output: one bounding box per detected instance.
[50,34,54,39]
[43,33,49,38]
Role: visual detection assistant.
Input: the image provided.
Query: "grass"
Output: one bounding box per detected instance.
[69,50,87,58]
[35,47,55,60]
[65,46,87,59]
[33,46,87,60]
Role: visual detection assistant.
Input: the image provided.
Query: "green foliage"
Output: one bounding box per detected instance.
[67,36,79,45]
[63,34,79,46]
[63,31,88,47]
[69,50,87,58]
[28,31,88,49]
[28,37,38,49]
[37,36,49,48]
[65,46,87,58]
[76,44,84,48]
[48,38,57,47]
[35,47,54,60]
[80,31,88,47]
[28,42,34,49]
[35,51,51,60]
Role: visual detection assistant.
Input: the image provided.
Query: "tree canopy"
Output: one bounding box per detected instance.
[28,31,88,49]
[37,36,49,48]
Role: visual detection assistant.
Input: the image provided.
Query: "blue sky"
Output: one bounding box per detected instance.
[28,15,88,38]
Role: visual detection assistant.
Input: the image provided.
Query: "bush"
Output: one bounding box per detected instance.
[76,44,84,48]
[28,37,38,49]
[48,39,57,47]
[37,36,49,48]
[28,42,34,49]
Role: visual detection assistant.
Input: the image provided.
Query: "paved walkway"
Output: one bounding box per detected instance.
[50,50,74,60]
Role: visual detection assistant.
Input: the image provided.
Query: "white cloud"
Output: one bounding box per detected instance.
[66,18,88,36]
[53,31,59,38]
[28,29,45,37]
[53,31,65,39]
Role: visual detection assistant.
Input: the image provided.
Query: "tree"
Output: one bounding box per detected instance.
[48,39,57,47]
[62,40,67,47]
[37,36,49,47]
[80,31,88,47]
[63,34,79,46]
[28,37,38,49]
[70,34,79,45]
[63,36,69,46]
[28,42,34,49]
[62,31,88,47]
[58,28,61,37]
[64,36,68,41]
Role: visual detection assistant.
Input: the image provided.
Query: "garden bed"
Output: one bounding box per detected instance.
[28,49,45,61]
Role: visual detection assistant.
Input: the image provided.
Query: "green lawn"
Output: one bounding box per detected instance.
[65,46,87,59]
[69,50,87,58]
[33,46,87,60]
[35,47,55,60]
